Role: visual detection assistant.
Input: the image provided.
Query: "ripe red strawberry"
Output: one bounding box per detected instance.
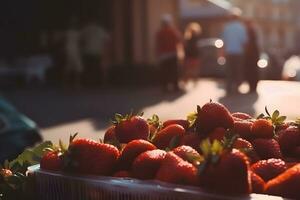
[172,145,200,164]
[277,125,300,155]
[65,138,120,175]
[265,163,300,199]
[198,140,251,195]
[232,112,252,120]
[155,152,198,186]
[163,119,189,130]
[118,139,156,170]
[113,170,131,178]
[252,138,282,159]
[250,171,265,194]
[233,120,253,140]
[180,132,203,152]
[103,125,117,143]
[233,138,253,150]
[214,149,251,194]
[114,114,149,143]
[132,149,166,180]
[251,119,274,139]
[208,127,226,142]
[232,138,259,164]
[40,151,63,171]
[251,159,287,182]
[152,124,185,149]
[292,146,300,157]
[196,102,234,135]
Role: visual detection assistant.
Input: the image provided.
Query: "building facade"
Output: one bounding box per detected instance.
[230,0,300,56]
[110,0,231,67]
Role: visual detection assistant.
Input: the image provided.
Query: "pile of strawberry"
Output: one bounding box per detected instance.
[39,101,300,199]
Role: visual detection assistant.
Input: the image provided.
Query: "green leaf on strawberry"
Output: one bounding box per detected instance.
[257,107,286,127]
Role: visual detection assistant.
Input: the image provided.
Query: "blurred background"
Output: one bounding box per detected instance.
[1,0,300,162]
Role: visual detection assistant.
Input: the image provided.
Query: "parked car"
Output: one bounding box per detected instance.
[198,38,226,77]
[0,97,42,163]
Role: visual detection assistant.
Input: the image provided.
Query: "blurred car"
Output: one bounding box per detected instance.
[198,38,226,77]
[282,55,300,81]
[0,97,42,163]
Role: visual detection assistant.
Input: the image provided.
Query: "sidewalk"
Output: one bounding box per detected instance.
[4,79,300,143]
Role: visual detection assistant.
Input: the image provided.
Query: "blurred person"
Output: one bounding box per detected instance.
[63,17,83,89]
[155,14,182,92]
[183,22,202,84]
[222,8,248,95]
[80,19,110,87]
[244,19,260,93]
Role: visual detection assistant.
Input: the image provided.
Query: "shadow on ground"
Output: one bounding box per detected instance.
[218,92,259,117]
[3,87,186,130]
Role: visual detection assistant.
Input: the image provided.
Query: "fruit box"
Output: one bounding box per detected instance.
[28,165,286,200]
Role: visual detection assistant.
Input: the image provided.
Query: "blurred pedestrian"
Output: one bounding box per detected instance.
[222,8,248,95]
[63,17,83,89]
[81,19,110,87]
[155,14,183,92]
[244,19,260,93]
[183,22,202,84]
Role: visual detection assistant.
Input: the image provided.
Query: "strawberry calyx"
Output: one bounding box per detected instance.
[197,139,223,174]
[147,114,163,142]
[111,110,144,125]
[187,105,201,131]
[257,107,287,127]
[147,114,162,128]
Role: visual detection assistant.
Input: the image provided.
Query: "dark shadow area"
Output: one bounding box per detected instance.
[218,92,259,117]
[3,87,186,130]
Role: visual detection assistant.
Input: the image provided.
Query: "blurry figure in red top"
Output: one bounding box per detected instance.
[244,19,260,93]
[156,14,183,92]
[183,22,202,84]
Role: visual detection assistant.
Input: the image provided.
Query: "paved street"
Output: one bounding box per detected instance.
[3,79,300,144]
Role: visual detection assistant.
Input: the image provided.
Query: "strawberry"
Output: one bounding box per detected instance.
[277,125,300,155]
[250,171,265,194]
[103,125,117,143]
[155,152,198,185]
[233,138,259,163]
[113,170,131,178]
[172,145,201,164]
[113,113,149,143]
[40,151,63,171]
[118,139,156,170]
[152,124,185,149]
[132,149,166,180]
[214,149,251,194]
[0,168,12,178]
[163,119,189,130]
[265,163,300,199]
[233,138,253,150]
[232,112,252,120]
[251,119,274,139]
[180,132,203,152]
[65,138,119,175]
[233,120,253,140]
[251,159,287,182]
[292,146,300,157]
[196,102,234,135]
[208,127,226,142]
[198,139,251,195]
[252,138,282,159]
